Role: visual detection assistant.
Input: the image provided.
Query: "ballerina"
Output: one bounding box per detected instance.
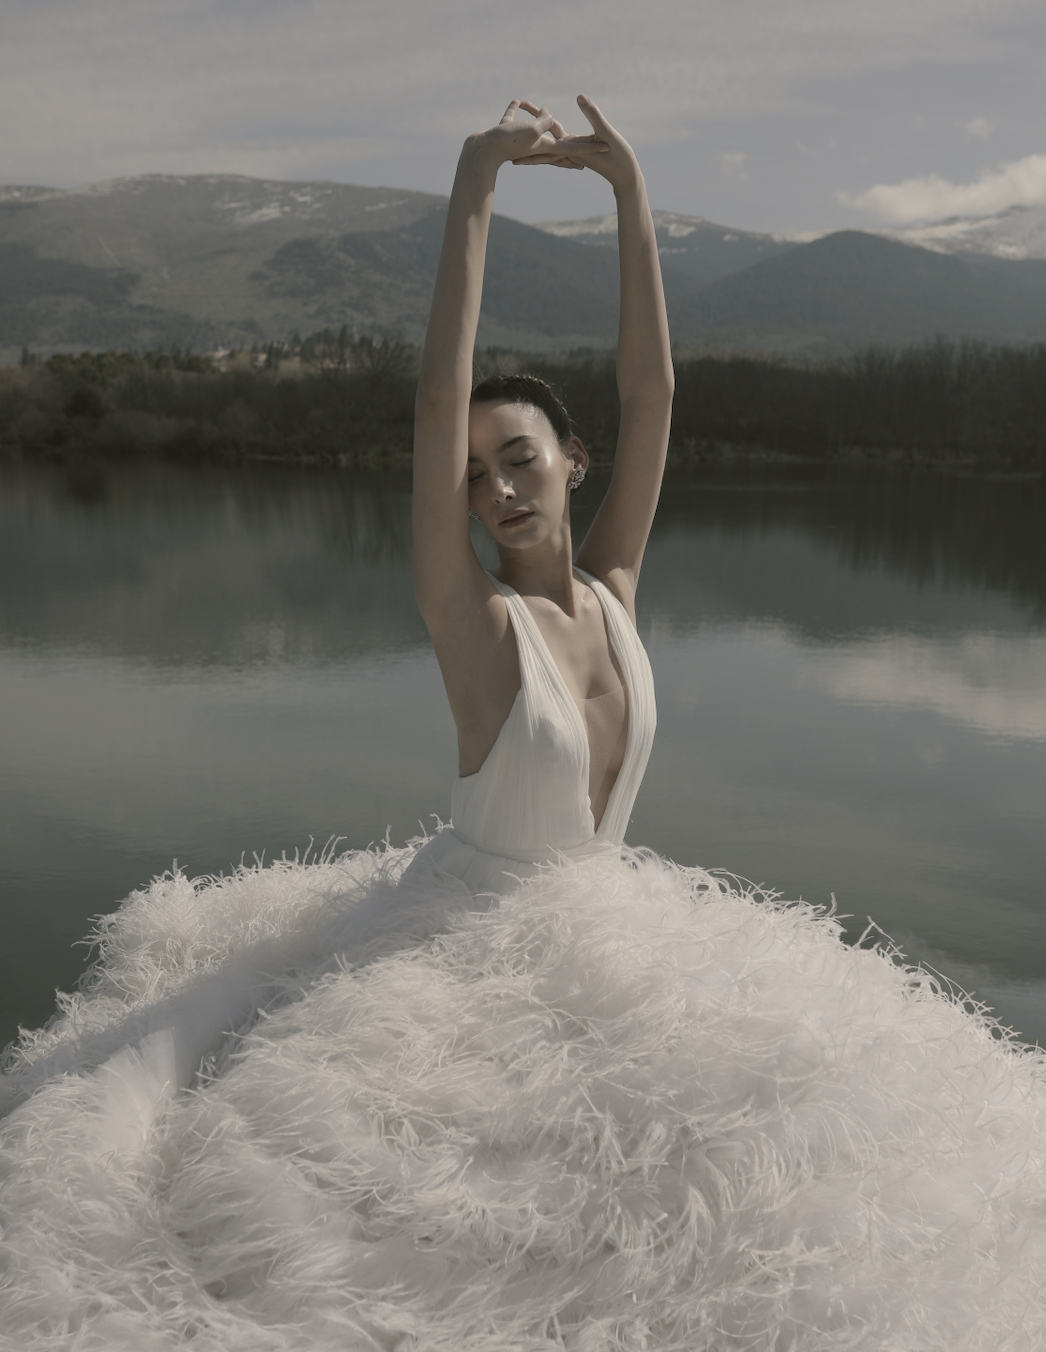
[407,94,667,893]
[0,99,1043,1352]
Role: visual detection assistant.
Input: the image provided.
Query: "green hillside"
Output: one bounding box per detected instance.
[538,211,797,287]
[1,175,1044,356]
[250,209,626,347]
[689,232,1046,350]
[0,176,446,352]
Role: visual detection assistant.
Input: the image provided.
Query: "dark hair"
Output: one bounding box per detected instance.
[470,373,573,446]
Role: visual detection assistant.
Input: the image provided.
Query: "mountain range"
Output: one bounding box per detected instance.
[1,175,1043,358]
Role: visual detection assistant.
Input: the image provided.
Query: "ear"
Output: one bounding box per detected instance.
[567,436,589,473]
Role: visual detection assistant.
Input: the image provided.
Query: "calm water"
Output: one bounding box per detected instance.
[1,458,1043,1050]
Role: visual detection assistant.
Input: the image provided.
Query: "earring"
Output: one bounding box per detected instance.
[469,508,481,522]
[568,466,586,491]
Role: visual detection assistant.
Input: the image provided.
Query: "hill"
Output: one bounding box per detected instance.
[684,231,1046,351]
[539,209,1046,351]
[882,203,1046,261]
[535,211,797,287]
[251,208,625,350]
[541,202,1046,267]
[0,174,637,353]
[0,175,446,353]
[1,175,1044,356]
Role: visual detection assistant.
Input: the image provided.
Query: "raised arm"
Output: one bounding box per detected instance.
[412,101,604,621]
[569,97,674,608]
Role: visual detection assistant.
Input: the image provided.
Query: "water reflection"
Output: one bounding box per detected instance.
[635,624,1042,962]
[0,462,422,667]
[647,463,1044,623]
[810,632,1046,741]
[3,460,1041,666]
[0,459,1042,1050]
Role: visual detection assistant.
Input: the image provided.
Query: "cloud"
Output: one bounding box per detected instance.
[0,0,1039,229]
[839,153,1046,222]
[0,0,1032,177]
[719,151,748,180]
[964,117,994,142]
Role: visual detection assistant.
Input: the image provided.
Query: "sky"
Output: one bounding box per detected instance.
[2,0,1043,233]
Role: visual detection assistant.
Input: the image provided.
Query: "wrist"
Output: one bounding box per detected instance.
[459,132,504,181]
[612,166,646,205]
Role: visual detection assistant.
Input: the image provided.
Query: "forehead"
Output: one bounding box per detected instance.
[468,399,555,447]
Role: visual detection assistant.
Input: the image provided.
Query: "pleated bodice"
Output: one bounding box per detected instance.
[407,568,656,892]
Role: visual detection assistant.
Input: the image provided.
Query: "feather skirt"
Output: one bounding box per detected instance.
[1,842,1043,1350]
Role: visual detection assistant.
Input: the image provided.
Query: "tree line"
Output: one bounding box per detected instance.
[1,334,1042,471]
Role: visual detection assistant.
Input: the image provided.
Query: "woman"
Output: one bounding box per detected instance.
[0,101,1041,1352]
[407,95,667,893]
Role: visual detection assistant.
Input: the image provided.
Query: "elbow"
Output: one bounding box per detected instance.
[659,354,676,399]
[620,371,674,413]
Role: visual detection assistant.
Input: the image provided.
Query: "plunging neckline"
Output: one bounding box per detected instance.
[499,569,633,837]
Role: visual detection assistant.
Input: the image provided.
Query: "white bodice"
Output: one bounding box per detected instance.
[407,568,656,893]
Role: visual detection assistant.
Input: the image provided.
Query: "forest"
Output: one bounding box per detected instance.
[1,333,1042,472]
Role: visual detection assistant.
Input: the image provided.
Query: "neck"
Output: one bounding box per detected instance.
[494,522,578,613]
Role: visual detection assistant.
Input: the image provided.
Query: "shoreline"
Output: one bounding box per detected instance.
[3,338,1043,477]
[3,441,1042,480]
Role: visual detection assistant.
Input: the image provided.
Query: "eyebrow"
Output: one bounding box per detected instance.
[467,435,533,463]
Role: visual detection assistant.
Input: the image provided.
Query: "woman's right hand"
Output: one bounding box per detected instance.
[567,96,642,194]
[466,99,608,173]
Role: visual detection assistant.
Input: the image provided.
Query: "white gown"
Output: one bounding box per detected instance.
[0,573,1043,1352]
[404,568,656,893]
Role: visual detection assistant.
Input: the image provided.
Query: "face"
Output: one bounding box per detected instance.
[467,399,585,548]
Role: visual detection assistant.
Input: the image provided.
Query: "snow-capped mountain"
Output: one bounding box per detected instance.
[2,175,1043,356]
[880,204,1046,260]
[0,174,444,236]
[537,211,795,288]
[539,203,1046,263]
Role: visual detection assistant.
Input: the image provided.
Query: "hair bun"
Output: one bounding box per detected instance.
[470,373,574,444]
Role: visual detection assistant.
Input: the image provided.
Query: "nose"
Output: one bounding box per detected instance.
[491,470,515,503]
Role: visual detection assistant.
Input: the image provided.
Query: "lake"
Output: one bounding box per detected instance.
[0,456,1042,1052]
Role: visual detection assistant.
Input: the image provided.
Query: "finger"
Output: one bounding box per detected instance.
[512,153,587,169]
[499,99,521,126]
[513,100,555,134]
[511,152,601,166]
[576,93,612,135]
[543,136,608,154]
[518,100,574,142]
[526,132,606,150]
[530,105,554,135]
[512,154,571,166]
[511,136,607,160]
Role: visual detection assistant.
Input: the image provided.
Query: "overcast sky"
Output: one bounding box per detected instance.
[3,0,1042,232]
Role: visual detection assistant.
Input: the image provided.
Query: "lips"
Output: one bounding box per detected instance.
[498,510,534,528]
